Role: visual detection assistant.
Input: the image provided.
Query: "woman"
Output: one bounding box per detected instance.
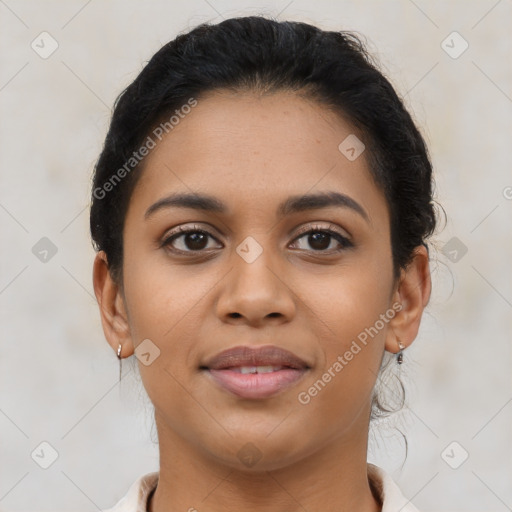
[90,15,436,512]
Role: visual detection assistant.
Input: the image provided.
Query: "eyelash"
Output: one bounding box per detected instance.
[160,223,353,256]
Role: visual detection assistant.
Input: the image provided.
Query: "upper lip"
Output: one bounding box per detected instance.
[201,345,310,370]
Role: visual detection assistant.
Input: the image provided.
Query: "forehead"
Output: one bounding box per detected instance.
[125,89,388,226]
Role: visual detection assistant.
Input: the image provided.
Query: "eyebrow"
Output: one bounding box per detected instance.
[144,191,370,223]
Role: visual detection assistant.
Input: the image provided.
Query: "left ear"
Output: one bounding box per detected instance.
[385,244,431,353]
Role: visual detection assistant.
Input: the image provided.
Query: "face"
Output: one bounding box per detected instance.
[98,89,417,471]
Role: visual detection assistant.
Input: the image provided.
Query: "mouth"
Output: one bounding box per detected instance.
[199,345,311,399]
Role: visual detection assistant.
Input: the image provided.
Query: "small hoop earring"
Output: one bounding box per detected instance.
[396,339,405,365]
[117,343,122,382]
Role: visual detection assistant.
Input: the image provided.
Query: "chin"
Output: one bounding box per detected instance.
[202,432,311,472]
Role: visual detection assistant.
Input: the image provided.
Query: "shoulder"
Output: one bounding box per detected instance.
[102,472,159,512]
[367,463,421,512]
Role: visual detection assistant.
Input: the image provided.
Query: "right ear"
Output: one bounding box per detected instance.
[92,251,134,358]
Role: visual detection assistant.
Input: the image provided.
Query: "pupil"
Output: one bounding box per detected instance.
[309,232,330,250]
[186,232,207,250]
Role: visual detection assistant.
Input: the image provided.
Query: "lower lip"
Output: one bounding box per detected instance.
[205,368,308,399]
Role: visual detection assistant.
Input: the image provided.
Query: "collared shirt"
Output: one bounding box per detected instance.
[102,463,420,512]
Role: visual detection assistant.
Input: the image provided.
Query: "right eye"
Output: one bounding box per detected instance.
[161,225,223,254]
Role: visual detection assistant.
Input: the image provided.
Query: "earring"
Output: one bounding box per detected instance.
[117,343,122,382]
[396,339,405,365]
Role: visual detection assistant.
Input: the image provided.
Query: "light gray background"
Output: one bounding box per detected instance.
[1,1,511,511]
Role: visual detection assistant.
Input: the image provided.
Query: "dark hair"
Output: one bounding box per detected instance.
[89,16,438,432]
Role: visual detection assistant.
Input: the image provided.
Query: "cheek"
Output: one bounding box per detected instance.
[308,253,393,335]
[301,253,394,385]
[329,273,392,336]
[121,254,207,412]
[293,269,393,431]
[123,264,207,341]
[122,247,224,374]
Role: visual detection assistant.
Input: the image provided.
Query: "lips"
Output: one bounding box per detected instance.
[200,345,310,400]
[201,345,310,371]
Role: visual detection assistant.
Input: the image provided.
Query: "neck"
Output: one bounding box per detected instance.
[147,412,381,512]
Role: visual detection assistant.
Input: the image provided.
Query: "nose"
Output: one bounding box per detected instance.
[215,245,296,327]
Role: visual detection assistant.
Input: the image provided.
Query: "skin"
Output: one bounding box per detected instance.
[93,89,431,512]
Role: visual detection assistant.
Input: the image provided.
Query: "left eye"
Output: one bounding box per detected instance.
[290,228,352,252]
